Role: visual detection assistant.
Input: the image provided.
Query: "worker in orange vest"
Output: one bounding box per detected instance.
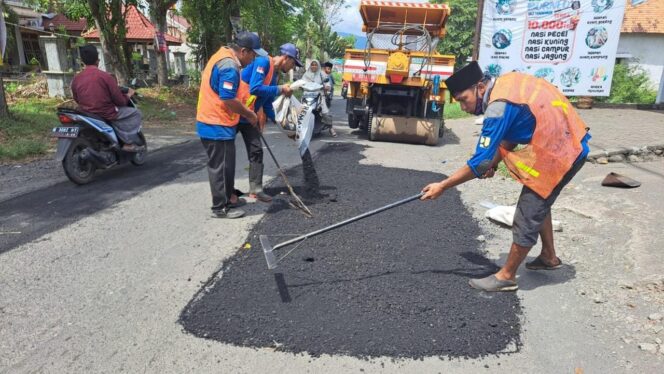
[196,32,267,219]
[421,61,591,292]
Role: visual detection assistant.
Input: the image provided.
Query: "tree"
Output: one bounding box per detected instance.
[340,35,356,51]
[146,0,177,86]
[432,0,477,68]
[86,0,136,84]
[181,0,233,64]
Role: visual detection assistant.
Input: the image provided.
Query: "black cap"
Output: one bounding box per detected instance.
[446,61,484,96]
[235,31,267,57]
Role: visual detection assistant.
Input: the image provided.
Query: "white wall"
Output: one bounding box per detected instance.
[617,33,664,89]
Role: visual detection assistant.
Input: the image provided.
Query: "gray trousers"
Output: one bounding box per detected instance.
[237,122,266,193]
[201,139,236,212]
[512,159,586,247]
[112,107,142,144]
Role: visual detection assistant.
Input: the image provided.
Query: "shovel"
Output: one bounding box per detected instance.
[260,192,423,269]
[259,133,313,217]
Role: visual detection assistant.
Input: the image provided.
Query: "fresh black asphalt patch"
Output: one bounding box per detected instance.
[180,143,522,359]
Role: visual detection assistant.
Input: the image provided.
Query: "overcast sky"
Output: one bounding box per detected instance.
[333,0,432,35]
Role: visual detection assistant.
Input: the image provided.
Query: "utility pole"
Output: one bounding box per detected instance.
[472,0,485,61]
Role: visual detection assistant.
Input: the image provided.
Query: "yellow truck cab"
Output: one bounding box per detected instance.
[342,1,455,145]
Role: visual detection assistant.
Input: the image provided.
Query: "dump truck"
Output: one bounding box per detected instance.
[341,1,455,145]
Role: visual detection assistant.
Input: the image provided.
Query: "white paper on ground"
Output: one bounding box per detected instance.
[485,205,562,231]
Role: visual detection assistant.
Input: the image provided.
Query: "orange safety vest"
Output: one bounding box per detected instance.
[490,73,588,199]
[237,56,275,112]
[196,47,241,127]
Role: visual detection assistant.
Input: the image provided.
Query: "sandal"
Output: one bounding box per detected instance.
[525,256,562,270]
[469,274,518,292]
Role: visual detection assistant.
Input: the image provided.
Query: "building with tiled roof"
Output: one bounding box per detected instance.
[82,5,181,45]
[617,0,664,103]
[42,14,88,36]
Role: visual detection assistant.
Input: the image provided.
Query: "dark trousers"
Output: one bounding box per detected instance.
[237,122,263,163]
[201,138,235,212]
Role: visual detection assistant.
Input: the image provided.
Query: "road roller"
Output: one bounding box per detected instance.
[341,1,455,146]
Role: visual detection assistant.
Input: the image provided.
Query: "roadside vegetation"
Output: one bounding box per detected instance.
[0,97,65,162]
[597,64,658,104]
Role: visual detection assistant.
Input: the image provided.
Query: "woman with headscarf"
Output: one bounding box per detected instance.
[303,60,336,136]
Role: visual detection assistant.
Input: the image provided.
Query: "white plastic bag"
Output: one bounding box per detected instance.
[273,94,301,136]
[272,80,317,157]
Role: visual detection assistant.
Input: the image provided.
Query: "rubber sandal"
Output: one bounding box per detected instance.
[228,197,247,208]
[250,191,273,203]
[469,275,518,292]
[525,256,562,270]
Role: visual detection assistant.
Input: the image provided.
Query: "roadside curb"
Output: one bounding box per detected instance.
[587,144,664,164]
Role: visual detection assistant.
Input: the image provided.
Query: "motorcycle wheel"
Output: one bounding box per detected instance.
[63,137,96,185]
[131,133,148,166]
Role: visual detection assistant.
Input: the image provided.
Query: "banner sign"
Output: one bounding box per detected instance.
[155,31,168,53]
[478,0,627,96]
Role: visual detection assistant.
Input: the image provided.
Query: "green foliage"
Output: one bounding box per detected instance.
[432,0,477,68]
[187,67,202,86]
[0,98,64,162]
[182,0,349,64]
[443,101,470,119]
[62,0,94,26]
[597,63,657,104]
[241,0,299,53]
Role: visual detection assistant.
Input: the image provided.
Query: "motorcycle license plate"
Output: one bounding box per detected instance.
[52,126,79,138]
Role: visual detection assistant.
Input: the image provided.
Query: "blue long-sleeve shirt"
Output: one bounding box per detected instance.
[467,101,591,178]
[239,56,279,124]
[196,57,240,140]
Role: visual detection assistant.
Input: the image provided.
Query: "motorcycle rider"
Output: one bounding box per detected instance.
[237,43,302,203]
[71,45,142,152]
[303,59,336,137]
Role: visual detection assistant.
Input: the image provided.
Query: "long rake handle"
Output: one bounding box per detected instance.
[272,192,424,251]
[259,133,313,217]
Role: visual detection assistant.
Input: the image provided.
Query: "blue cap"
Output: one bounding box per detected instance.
[279,43,303,67]
[236,31,267,57]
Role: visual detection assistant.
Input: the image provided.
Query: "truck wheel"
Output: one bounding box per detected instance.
[348,114,360,129]
[367,109,375,141]
[63,138,96,185]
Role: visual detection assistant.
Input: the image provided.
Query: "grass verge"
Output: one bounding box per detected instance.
[444,101,471,120]
[137,86,197,124]
[0,98,65,162]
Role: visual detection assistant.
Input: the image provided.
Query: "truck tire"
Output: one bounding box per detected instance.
[367,109,375,141]
[348,114,360,129]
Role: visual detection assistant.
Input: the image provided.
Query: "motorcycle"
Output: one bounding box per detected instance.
[51,87,147,185]
[299,79,332,137]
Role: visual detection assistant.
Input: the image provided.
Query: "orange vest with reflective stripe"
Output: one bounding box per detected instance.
[196,47,241,127]
[237,56,275,112]
[489,73,588,199]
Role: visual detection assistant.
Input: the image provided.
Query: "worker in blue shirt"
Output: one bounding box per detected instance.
[422,61,591,292]
[237,43,303,202]
[196,32,267,219]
